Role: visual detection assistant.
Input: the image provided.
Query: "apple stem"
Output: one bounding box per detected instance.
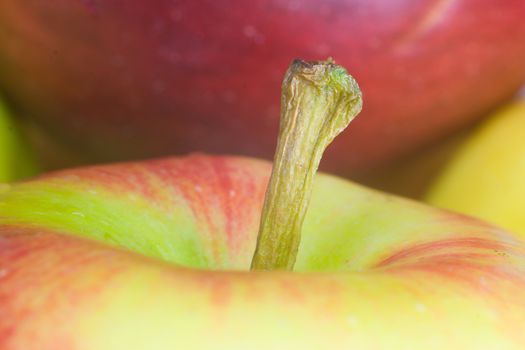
[250,59,362,271]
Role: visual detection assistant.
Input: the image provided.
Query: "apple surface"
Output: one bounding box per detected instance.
[2,154,525,349]
[1,0,525,174]
[0,100,38,182]
[426,101,525,236]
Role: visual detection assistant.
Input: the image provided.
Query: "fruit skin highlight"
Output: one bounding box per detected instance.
[427,101,525,236]
[1,0,525,174]
[2,155,525,349]
[0,100,37,182]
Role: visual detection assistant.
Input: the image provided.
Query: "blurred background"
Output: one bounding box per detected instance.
[1,0,525,232]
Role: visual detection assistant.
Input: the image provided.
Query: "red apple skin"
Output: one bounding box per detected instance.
[2,155,525,348]
[0,1,524,174]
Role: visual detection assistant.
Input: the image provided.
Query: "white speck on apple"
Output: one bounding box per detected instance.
[347,315,359,326]
[415,303,427,313]
[478,276,488,287]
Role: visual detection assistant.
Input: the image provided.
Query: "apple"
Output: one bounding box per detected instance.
[426,100,525,236]
[0,99,38,182]
[1,0,525,175]
[2,59,525,349]
[3,154,525,348]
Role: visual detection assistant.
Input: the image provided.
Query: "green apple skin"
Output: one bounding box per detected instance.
[2,155,525,349]
[0,100,38,182]
[426,101,525,236]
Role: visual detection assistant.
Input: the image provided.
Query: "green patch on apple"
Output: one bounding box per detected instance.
[0,99,38,182]
[2,61,525,349]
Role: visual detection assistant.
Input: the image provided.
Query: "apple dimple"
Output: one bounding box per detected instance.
[2,155,525,348]
[1,154,522,273]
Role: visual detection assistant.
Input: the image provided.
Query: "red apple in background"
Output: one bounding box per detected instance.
[0,0,524,175]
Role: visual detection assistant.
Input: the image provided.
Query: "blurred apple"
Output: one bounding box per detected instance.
[426,100,525,235]
[0,0,524,175]
[0,100,38,182]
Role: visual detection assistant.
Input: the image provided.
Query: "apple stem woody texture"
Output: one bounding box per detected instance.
[251,59,362,271]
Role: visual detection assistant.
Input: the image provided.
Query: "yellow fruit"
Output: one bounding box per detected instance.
[426,101,525,235]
